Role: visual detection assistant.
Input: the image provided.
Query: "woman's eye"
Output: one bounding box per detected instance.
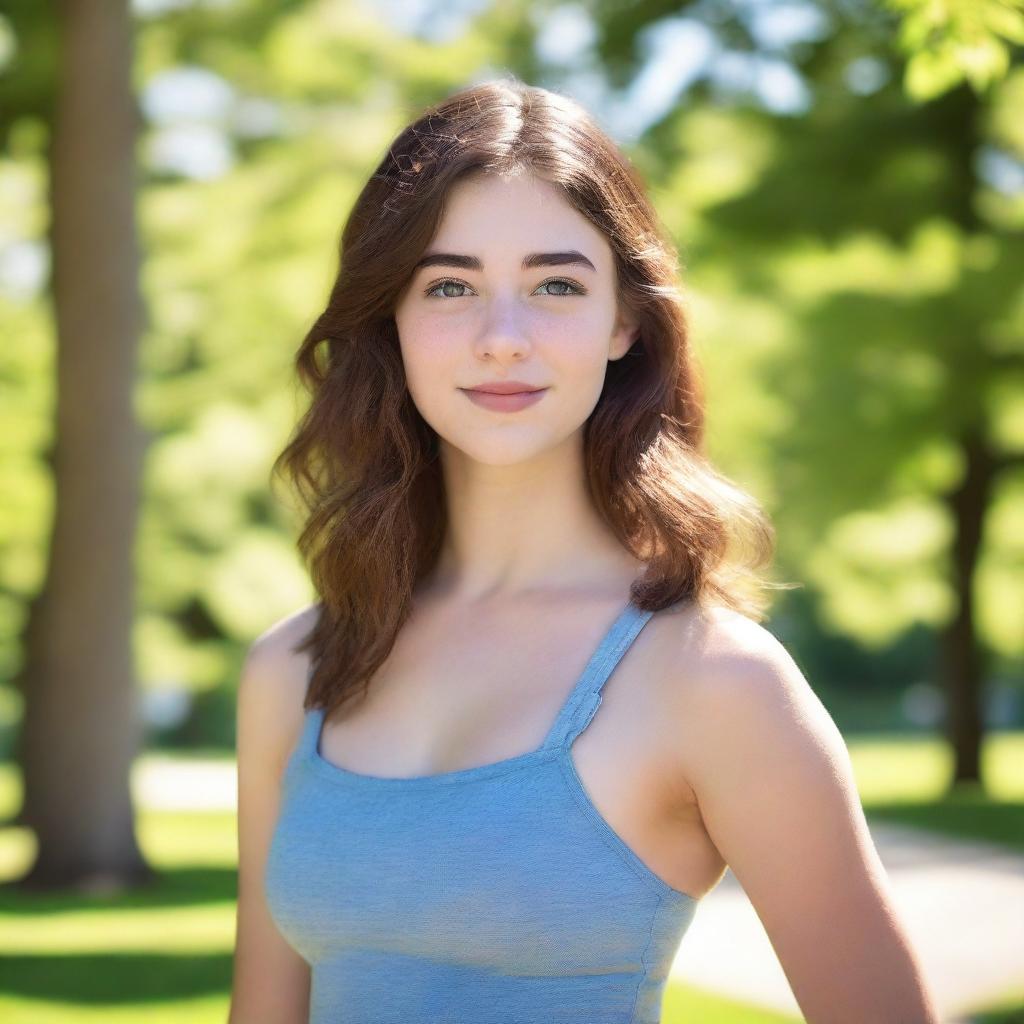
[423,278,586,299]
[536,278,585,296]
[424,279,471,299]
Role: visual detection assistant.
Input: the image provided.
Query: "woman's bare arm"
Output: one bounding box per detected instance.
[228,613,315,1024]
[675,609,941,1024]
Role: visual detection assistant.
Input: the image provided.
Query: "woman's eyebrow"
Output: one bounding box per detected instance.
[413,250,597,273]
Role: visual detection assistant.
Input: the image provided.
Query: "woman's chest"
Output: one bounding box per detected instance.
[313,602,725,901]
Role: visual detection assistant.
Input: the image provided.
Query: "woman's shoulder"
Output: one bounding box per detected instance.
[661,599,796,699]
[655,599,827,783]
[659,597,846,807]
[247,602,320,687]
[237,602,321,772]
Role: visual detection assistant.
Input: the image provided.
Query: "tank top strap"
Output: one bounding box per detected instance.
[540,598,656,752]
[295,659,324,760]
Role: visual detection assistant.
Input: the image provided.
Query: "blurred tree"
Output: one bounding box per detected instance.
[3,0,152,891]
[690,35,1023,792]
[577,0,1024,788]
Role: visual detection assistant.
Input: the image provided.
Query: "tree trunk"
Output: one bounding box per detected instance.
[11,0,152,892]
[934,83,995,794]
[941,426,996,790]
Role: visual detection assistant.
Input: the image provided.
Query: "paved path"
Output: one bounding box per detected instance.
[134,758,1024,1023]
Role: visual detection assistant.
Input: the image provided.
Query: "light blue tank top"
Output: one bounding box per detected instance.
[264,597,700,1023]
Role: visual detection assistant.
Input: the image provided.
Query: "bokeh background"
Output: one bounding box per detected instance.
[1,0,1022,1021]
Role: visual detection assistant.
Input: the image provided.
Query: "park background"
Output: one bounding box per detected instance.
[0,0,1022,1021]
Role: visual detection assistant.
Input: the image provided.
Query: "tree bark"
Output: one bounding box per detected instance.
[11,0,152,892]
[936,82,996,793]
[941,426,997,789]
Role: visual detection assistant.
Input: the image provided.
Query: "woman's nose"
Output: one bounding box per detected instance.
[474,296,533,361]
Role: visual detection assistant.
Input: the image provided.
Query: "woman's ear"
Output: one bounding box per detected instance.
[609,306,641,361]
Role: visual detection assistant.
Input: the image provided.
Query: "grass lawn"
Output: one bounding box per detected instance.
[0,730,1020,1023]
[967,984,1024,1024]
[849,730,1024,854]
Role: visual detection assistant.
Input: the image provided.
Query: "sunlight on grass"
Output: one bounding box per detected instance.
[847,731,1024,803]
[662,977,802,1022]
[0,901,233,954]
[845,731,1024,852]
[136,809,237,868]
[0,995,229,1023]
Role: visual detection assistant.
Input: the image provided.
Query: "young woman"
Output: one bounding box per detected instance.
[229,77,940,1024]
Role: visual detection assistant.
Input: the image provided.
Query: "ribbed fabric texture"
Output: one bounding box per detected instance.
[264,597,700,1023]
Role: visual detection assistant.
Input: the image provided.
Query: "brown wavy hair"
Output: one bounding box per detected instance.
[272,74,792,716]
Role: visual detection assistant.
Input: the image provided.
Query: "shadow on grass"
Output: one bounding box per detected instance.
[970,1001,1024,1023]
[863,793,1024,855]
[0,952,232,1004]
[0,866,236,915]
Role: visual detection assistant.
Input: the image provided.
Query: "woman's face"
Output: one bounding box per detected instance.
[393,171,639,466]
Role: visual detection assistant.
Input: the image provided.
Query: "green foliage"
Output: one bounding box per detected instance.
[636,63,1024,650]
[883,0,1024,100]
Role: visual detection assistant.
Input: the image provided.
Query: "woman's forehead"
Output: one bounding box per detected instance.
[428,175,612,270]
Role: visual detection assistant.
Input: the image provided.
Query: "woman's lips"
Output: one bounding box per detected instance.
[461,388,549,412]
